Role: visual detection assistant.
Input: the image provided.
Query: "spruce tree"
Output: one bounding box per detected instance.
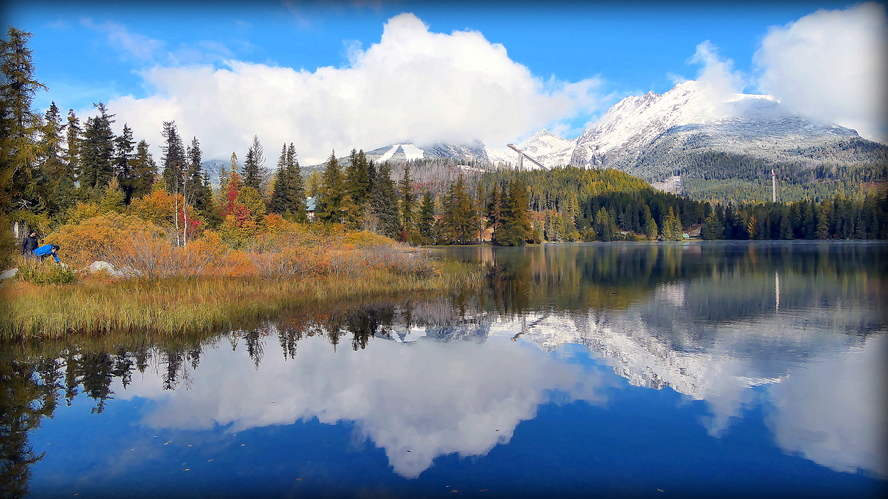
[129,140,156,200]
[0,27,46,211]
[417,191,436,243]
[437,175,478,244]
[242,135,266,191]
[79,102,115,194]
[185,137,212,218]
[399,163,415,240]
[372,161,400,239]
[493,179,532,246]
[113,124,135,203]
[270,144,290,215]
[286,143,306,222]
[160,121,186,194]
[36,102,66,213]
[316,150,344,224]
[64,109,81,184]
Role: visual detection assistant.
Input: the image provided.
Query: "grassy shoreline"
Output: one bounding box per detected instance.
[0,262,479,340]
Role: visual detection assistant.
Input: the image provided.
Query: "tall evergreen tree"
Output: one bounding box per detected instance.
[399,163,416,240]
[493,179,532,246]
[79,102,115,193]
[0,26,46,211]
[286,143,306,221]
[160,121,186,194]
[417,191,436,243]
[269,143,307,220]
[113,124,135,204]
[242,135,266,191]
[129,140,156,201]
[437,175,478,244]
[372,161,400,238]
[315,150,344,224]
[269,144,290,215]
[34,102,66,213]
[64,109,81,184]
[185,136,212,217]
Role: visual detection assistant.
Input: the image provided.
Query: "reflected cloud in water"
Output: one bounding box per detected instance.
[117,335,604,478]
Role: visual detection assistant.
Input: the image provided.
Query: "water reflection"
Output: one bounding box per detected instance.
[2,242,886,495]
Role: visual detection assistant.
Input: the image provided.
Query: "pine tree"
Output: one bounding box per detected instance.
[399,163,415,240]
[372,161,400,238]
[437,175,478,244]
[242,135,266,191]
[78,103,116,196]
[113,124,135,204]
[160,121,186,194]
[417,191,436,243]
[269,144,290,215]
[0,27,46,211]
[485,183,503,234]
[185,137,212,218]
[129,140,156,201]
[493,179,532,246]
[286,143,306,222]
[64,109,81,184]
[316,150,344,224]
[35,102,66,214]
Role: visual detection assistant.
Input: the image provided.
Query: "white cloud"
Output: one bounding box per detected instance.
[107,13,605,163]
[688,40,747,119]
[82,19,165,61]
[754,2,888,142]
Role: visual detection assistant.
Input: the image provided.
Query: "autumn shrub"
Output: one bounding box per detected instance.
[251,245,319,279]
[47,213,166,269]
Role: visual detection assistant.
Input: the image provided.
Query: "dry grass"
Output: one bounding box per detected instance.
[0,263,480,340]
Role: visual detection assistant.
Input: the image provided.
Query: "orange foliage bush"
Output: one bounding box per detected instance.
[45,207,435,280]
[47,213,167,269]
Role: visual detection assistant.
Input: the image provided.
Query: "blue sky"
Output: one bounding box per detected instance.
[4,0,885,163]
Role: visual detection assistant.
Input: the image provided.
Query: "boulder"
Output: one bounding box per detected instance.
[81,261,137,277]
[0,268,18,280]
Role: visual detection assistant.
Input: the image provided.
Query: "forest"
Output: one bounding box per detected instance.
[2,25,886,279]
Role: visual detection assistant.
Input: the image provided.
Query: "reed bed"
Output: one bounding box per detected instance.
[0,264,480,340]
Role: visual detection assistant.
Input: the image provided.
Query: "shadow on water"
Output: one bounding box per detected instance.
[2,241,886,496]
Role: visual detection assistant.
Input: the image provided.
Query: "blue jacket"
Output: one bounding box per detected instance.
[34,244,60,263]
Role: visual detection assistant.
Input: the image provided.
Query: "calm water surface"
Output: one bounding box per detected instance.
[2,241,886,498]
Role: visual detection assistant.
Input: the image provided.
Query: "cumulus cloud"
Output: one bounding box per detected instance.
[754,2,888,142]
[107,13,604,163]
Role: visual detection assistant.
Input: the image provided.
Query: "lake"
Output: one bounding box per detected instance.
[2,241,886,498]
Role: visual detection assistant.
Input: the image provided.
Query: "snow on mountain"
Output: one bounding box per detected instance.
[517,129,576,169]
[570,80,782,167]
[568,80,881,182]
[365,140,490,164]
[376,144,425,162]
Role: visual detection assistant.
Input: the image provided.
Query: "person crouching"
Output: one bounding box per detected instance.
[34,244,61,263]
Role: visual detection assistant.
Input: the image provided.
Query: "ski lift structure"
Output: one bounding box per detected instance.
[507,144,546,170]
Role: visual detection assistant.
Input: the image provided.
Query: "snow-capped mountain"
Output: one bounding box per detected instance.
[364,140,491,164]
[512,129,576,169]
[569,80,884,182]
[292,78,885,197]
